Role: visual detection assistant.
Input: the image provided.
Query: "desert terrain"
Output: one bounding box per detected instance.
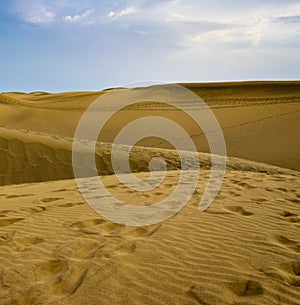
[0,81,299,305]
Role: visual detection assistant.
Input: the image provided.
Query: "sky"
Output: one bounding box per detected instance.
[0,0,300,92]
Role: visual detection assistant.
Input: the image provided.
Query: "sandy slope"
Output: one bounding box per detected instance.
[0,81,299,305]
[0,125,296,186]
[0,165,299,305]
[1,81,300,171]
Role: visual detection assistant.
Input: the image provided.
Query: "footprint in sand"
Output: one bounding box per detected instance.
[276,187,289,193]
[23,206,46,214]
[71,219,106,229]
[41,197,62,203]
[125,224,161,239]
[34,259,69,282]
[271,235,300,253]
[72,218,128,236]
[5,194,34,199]
[280,211,300,224]
[289,198,300,204]
[0,231,15,245]
[228,190,242,197]
[235,181,256,189]
[262,261,300,287]
[0,210,13,217]
[11,236,44,252]
[51,188,75,193]
[225,206,254,216]
[34,259,89,296]
[227,279,264,297]
[286,261,300,287]
[0,218,24,228]
[100,222,123,236]
[115,242,137,255]
[187,284,224,304]
[57,202,85,208]
[253,197,268,204]
[56,239,102,260]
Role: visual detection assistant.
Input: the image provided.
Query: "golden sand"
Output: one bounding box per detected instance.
[0,81,299,304]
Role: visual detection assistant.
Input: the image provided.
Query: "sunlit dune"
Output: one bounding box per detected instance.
[0,81,299,305]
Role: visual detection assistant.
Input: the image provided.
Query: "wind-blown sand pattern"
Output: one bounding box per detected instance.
[0,167,299,304]
[0,81,299,304]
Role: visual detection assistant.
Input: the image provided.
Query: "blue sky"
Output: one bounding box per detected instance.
[0,0,300,92]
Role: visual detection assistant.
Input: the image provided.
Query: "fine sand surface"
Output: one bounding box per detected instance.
[1,81,300,171]
[0,81,300,304]
[0,166,299,305]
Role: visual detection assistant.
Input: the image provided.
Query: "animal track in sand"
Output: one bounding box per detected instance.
[0,218,24,227]
[225,206,254,216]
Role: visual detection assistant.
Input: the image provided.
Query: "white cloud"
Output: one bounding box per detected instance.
[28,9,55,24]
[119,6,138,17]
[107,11,116,18]
[246,18,270,46]
[13,1,56,25]
[64,8,95,25]
[107,6,138,20]
[186,18,270,47]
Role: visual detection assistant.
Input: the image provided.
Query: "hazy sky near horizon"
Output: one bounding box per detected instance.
[1,0,300,92]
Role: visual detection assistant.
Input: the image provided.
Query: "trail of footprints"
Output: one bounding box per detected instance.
[0,190,162,299]
[0,173,299,303]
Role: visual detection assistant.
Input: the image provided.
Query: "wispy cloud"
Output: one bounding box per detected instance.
[12,0,56,25]
[107,6,138,20]
[275,15,300,24]
[64,8,95,25]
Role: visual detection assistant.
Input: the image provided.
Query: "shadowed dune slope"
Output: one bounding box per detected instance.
[1,81,299,171]
[0,126,297,186]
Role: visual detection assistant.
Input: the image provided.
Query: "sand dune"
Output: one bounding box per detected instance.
[0,166,299,304]
[0,125,296,186]
[0,81,299,304]
[1,81,300,170]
